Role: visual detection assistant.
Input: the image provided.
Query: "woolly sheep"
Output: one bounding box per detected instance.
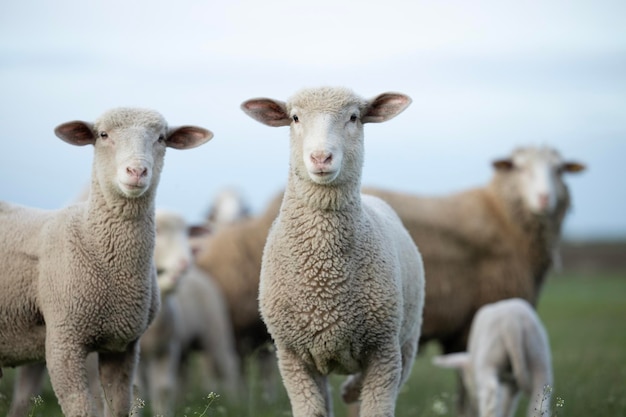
[133,209,190,416]
[241,87,425,417]
[363,146,585,355]
[153,210,241,400]
[0,108,212,417]
[433,298,553,417]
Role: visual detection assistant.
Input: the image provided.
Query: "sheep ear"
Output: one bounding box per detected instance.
[493,158,514,171]
[432,353,470,370]
[166,126,213,150]
[54,121,96,146]
[562,161,586,173]
[362,93,412,124]
[241,98,291,127]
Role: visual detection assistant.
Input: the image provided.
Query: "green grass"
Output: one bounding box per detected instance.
[1,272,625,416]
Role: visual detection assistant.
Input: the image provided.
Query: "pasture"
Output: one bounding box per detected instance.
[1,271,624,416]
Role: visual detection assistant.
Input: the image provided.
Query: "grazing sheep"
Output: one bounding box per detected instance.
[363,146,585,355]
[433,298,553,417]
[241,87,425,417]
[0,108,212,417]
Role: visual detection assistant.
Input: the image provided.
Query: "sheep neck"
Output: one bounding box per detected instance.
[286,169,361,212]
[486,180,569,292]
[78,178,156,273]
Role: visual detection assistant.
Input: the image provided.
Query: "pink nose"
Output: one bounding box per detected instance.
[126,166,148,179]
[310,151,332,167]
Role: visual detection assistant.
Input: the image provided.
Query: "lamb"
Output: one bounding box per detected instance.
[133,209,189,416]
[153,210,241,400]
[433,298,554,417]
[0,108,212,417]
[240,87,425,417]
[363,146,585,355]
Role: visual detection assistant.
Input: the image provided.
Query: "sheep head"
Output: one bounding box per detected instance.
[241,87,411,187]
[492,146,585,216]
[54,108,213,199]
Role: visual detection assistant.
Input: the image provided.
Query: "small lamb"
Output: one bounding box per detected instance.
[433,298,554,417]
[241,87,425,417]
[0,108,212,417]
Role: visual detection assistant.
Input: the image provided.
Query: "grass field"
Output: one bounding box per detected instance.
[1,271,624,416]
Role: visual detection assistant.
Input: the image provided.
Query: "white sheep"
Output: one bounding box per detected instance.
[241,87,425,417]
[433,298,554,417]
[133,209,189,416]
[0,108,212,417]
[152,210,241,401]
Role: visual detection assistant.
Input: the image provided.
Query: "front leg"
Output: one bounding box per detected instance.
[276,345,332,417]
[358,346,402,417]
[45,335,94,417]
[99,341,140,417]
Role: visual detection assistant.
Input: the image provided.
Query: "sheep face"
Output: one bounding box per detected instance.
[492,146,585,216]
[290,101,363,185]
[241,87,411,187]
[54,108,213,199]
[155,210,192,295]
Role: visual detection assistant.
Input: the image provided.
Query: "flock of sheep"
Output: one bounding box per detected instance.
[0,87,585,417]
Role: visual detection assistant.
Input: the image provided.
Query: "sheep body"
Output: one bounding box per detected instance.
[363,146,585,354]
[433,298,553,417]
[242,87,425,417]
[0,108,212,417]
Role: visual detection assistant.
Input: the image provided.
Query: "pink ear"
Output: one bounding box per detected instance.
[241,98,291,127]
[362,92,412,124]
[54,121,96,146]
[166,126,213,150]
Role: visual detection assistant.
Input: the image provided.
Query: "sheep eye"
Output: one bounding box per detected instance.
[292,115,299,123]
[156,268,165,276]
[99,131,108,138]
[349,114,358,123]
[157,134,165,143]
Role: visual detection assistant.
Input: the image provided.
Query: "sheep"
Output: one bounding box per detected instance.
[240,87,425,417]
[152,210,241,401]
[0,108,212,417]
[432,298,554,417]
[133,209,189,416]
[363,146,585,354]
[363,146,584,412]
[204,186,251,231]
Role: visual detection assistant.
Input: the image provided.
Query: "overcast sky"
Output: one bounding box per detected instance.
[1,0,625,239]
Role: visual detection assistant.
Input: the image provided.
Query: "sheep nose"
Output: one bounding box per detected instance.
[310,151,332,166]
[126,166,148,179]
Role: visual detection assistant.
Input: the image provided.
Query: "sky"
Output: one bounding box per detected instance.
[1,0,625,240]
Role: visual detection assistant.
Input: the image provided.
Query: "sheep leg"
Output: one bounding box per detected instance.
[500,381,520,417]
[476,371,500,417]
[276,347,332,417]
[45,339,94,417]
[146,343,180,416]
[7,362,47,417]
[98,341,140,417]
[357,348,402,417]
